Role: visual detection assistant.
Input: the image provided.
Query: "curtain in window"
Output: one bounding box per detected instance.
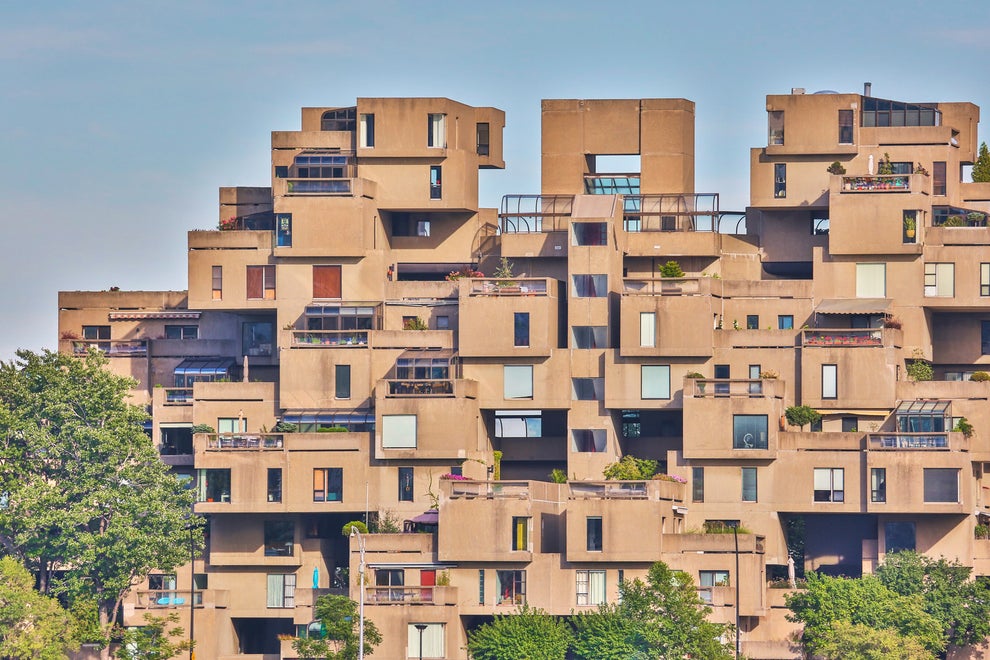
[407,623,444,658]
[589,571,606,605]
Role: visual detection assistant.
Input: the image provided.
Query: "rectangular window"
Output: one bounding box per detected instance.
[436,315,450,330]
[572,378,604,401]
[266,573,296,608]
[359,113,374,148]
[700,570,730,588]
[197,468,230,503]
[276,213,292,247]
[246,265,276,300]
[514,312,530,347]
[856,263,886,298]
[871,467,886,503]
[382,414,417,448]
[504,365,533,399]
[924,262,954,297]
[572,274,608,297]
[242,321,273,357]
[982,264,990,296]
[217,417,246,434]
[572,222,608,246]
[822,364,838,399]
[407,623,444,659]
[641,365,671,400]
[476,122,490,156]
[478,570,485,605]
[732,415,768,449]
[164,325,198,340]
[572,429,607,453]
[494,410,542,438]
[640,312,656,347]
[335,364,350,399]
[923,468,959,502]
[82,325,110,351]
[838,109,854,144]
[933,161,946,196]
[746,315,759,330]
[774,163,786,198]
[264,520,294,556]
[778,315,794,330]
[398,467,413,502]
[496,570,525,605]
[841,416,858,432]
[741,467,758,502]
[576,570,606,606]
[692,467,704,502]
[430,165,442,199]
[512,517,530,551]
[885,521,916,553]
[768,110,784,145]
[587,516,603,551]
[428,113,445,148]
[621,410,640,438]
[573,326,607,349]
[267,468,282,503]
[983,321,990,355]
[813,468,844,502]
[211,266,222,300]
[313,468,343,502]
[812,213,830,236]
[313,265,342,299]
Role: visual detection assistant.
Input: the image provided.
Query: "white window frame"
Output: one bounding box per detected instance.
[822,364,837,399]
[382,414,417,449]
[814,467,844,502]
[576,569,606,606]
[924,262,954,297]
[428,113,446,148]
[359,113,374,148]
[640,312,656,347]
[267,573,296,608]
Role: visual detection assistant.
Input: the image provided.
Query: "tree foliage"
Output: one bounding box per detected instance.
[784,405,821,430]
[814,620,935,660]
[292,594,381,660]
[0,349,202,648]
[570,605,646,660]
[0,557,76,660]
[602,455,657,481]
[973,141,990,183]
[658,260,685,278]
[115,612,192,660]
[466,604,571,660]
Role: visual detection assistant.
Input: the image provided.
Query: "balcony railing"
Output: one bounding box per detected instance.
[623,193,719,233]
[689,378,780,398]
[447,480,530,499]
[499,195,574,233]
[802,329,883,347]
[867,433,950,450]
[291,330,370,347]
[622,277,705,296]
[286,178,352,195]
[840,175,911,192]
[468,278,549,296]
[135,590,203,608]
[384,379,455,397]
[72,339,148,357]
[569,481,648,499]
[163,387,193,405]
[363,585,453,605]
[206,433,284,450]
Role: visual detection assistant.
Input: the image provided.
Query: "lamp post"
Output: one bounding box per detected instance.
[189,522,195,660]
[414,623,427,660]
[350,527,366,660]
[732,522,740,660]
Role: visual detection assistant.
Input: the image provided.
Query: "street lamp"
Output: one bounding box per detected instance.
[349,526,366,660]
[732,522,741,660]
[414,623,427,660]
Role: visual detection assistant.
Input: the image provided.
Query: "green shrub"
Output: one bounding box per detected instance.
[785,405,821,430]
[342,521,368,537]
[953,417,974,439]
[658,260,685,278]
[971,371,990,382]
[190,424,215,434]
[317,426,349,433]
[549,468,568,484]
[906,353,933,382]
[603,455,658,481]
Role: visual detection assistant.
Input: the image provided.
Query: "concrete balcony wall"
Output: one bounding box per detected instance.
[466,350,572,409]
[565,497,668,562]
[458,278,559,358]
[374,386,480,460]
[682,383,784,459]
[621,230,721,257]
[501,231,568,258]
[800,344,898,409]
[619,291,715,357]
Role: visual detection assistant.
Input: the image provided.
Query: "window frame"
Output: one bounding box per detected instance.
[503,365,534,399]
[267,468,282,503]
[511,516,530,551]
[741,467,758,502]
[496,570,526,606]
[822,364,838,399]
[514,312,530,347]
[266,573,296,608]
[838,109,854,144]
[264,520,294,557]
[164,325,198,340]
[641,365,671,400]
[813,467,844,503]
[871,467,886,503]
[382,414,417,449]
[312,467,343,502]
[732,415,768,449]
[246,265,276,300]
[586,516,603,552]
[359,113,375,148]
[692,466,704,503]
[640,312,656,347]
[576,569,607,606]
[855,263,886,298]
[778,315,794,330]
[211,265,222,300]
[923,468,959,503]
[924,262,954,298]
[398,467,414,502]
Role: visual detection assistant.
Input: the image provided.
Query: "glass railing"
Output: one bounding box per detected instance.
[840,175,911,192]
[868,433,949,449]
[384,379,454,396]
[468,278,549,296]
[802,329,883,347]
[291,330,370,347]
[569,481,648,499]
[164,388,193,404]
[622,193,719,233]
[447,480,530,499]
[286,179,352,195]
[72,339,147,356]
[136,590,204,608]
[206,433,284,450]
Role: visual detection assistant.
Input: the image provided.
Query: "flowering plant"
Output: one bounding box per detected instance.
[219,216,238,230]
[446,268,484,281]
[439,473,468,480]
[652,473,687,484]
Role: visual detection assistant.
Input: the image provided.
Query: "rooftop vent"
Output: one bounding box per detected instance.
[791,88,805,95]
[864,82,872,97]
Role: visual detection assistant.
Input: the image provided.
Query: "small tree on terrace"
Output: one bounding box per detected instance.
[466,604,571,660]
[785,405,821,430]
[973,141,990,183]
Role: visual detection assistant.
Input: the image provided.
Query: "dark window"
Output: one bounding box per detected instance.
[430,166,442,199]
[264,520,294,556]
[267,468,282,503]
[360,113,375,148]
[572,274,608,297]
[276,213,292,247]
[885,522,916,553]
[746,315,759,330]
[933,161,946,196]
[573,326,607,348]
[428,114,445,148]
[514,312,529,347]
[274,165,288,178]
[841,416,858,432]
[983,321,990,355]
[335,364,350,399]
[211,266,222,300]
[586,517,603,551]
[692,467,704,502]
[313,265,342,299]
[742,467,757,502]
[82,325,110,351]
[197,468,230,502]
[242,322,273,357]
[496,570,525,605]
[774,163,786,198]
[512,517,529,551]
[811,213,830,235]
[450,465,463,476]
[398,467,413,502]
[164,325,198,340]
[321,107,356,131]
[478,570,485,605]
[923,468,958,502]
[768,111,784,145]
[733,415,768,449]
[622,410,641,439]
[871,468,886,503]
[246,265,275,300]
[778,315,794,330]
[813,468,844,502]
[159,426,192,455]
[476,122,490,156]
[714,364,730,396]
[838,109,854,144]
[573,222,608,246]
[572,378,604,401]
[810,417,823,432]
[313,468,343,502]
[436,316,449,330]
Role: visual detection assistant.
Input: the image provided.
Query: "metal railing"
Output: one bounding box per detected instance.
[364,586,440,604]
[291,330,370,347]
[72,339,148,356]
[623,193,719,233]
[868,433,949,449]
[384,379,454,396]
[802,329,883,347]
[447,480,530,499]
[286,178,352,195]
[569,481,649,499]
[840,175,911,192]
[135,590,203,608]
[622,277,704,295]
[468,278,549,296]
[163,387,193,404]
[206,433,284,450]
[499,195,574,233]
[689,379,775,398]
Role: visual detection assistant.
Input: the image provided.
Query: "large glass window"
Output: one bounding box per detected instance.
[587,517,603,551]
[640,312,656,347]
[573,326,607,349]
[813,468,844,502]
[165,325,198,340]
[838,109,854,144]
[576,570,606,606]
[924,263,954,297]
[732,415,768,449]
[321,107,355,131]
[923,468,959,502]
[933,161,946,196]
[514,312,530,347]
[572,274,608,297]
[822,364,837,399]
[856,263,886,298]
[494,410,542,438]
[243,321,273,357]
[641,365,671,400]
[266,573,296,608]
[159,425,192,455]
[335,364,350,399]
[428,113,446,148]
[264,521,294,556]
[246,265,276,300]
[82,325,110,351]
[504,365,533,399]
[267,468,282,503]
[572,429,607,453]
[496,570,525,605]
[572,222,608,246]
[512,517,530,551]
[741,467,757,502]
[768,111,784,145]
[382,415,417,449]
[871,468,886,503]
[313,468,343,502]
[407,623,444,659]
[197,468,230,503]
[885,522,916,553]
[700,570,730,588]
[398,467,413,502]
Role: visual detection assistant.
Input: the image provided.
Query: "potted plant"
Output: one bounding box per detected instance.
[826,161,846,175]
[686,371,705,394]
[493,257,518,291]
[967,211,985,226]
[878,152,894,175]
[904,215,916,239]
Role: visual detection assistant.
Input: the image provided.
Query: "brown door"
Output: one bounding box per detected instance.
[313,266,341,299]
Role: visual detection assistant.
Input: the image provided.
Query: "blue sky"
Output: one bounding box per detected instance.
[2,0,989,359]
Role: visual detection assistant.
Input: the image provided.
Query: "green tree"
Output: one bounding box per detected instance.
[0,349,202,653]
[292,594,381,659]
[784,405,821,430]
[786,572,945,656]
[0,557,76,660]
[602,455,657,480]
[815,620,935,660]
[466,604,571,660]
[115,612,193,660]
[572,562,733,659]
[658,260,685,278]
[973,141,990,183]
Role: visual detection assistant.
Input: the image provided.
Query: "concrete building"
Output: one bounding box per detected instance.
[57,86,990,659]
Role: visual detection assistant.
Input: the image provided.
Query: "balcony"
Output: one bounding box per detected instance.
[499,195,574,233]
[622,277,709,296]
[445,480,530,499]
[802,328,883,347]
[286,178,352,195]
[867,432,966,451]
[363,585,457,606]
[205,433,285,450]
[467,278,549,296]
[134,589,229,609]
[622,193,719,232]
[840,174,913,192]
[689,378,783,398]
[568,479,685,502]
[162,387,192,405]
[382,379,454,397]
[71,339,147,357]
[291,330,369,348]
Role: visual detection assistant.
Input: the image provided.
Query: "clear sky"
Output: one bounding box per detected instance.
[2,0,988,360]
